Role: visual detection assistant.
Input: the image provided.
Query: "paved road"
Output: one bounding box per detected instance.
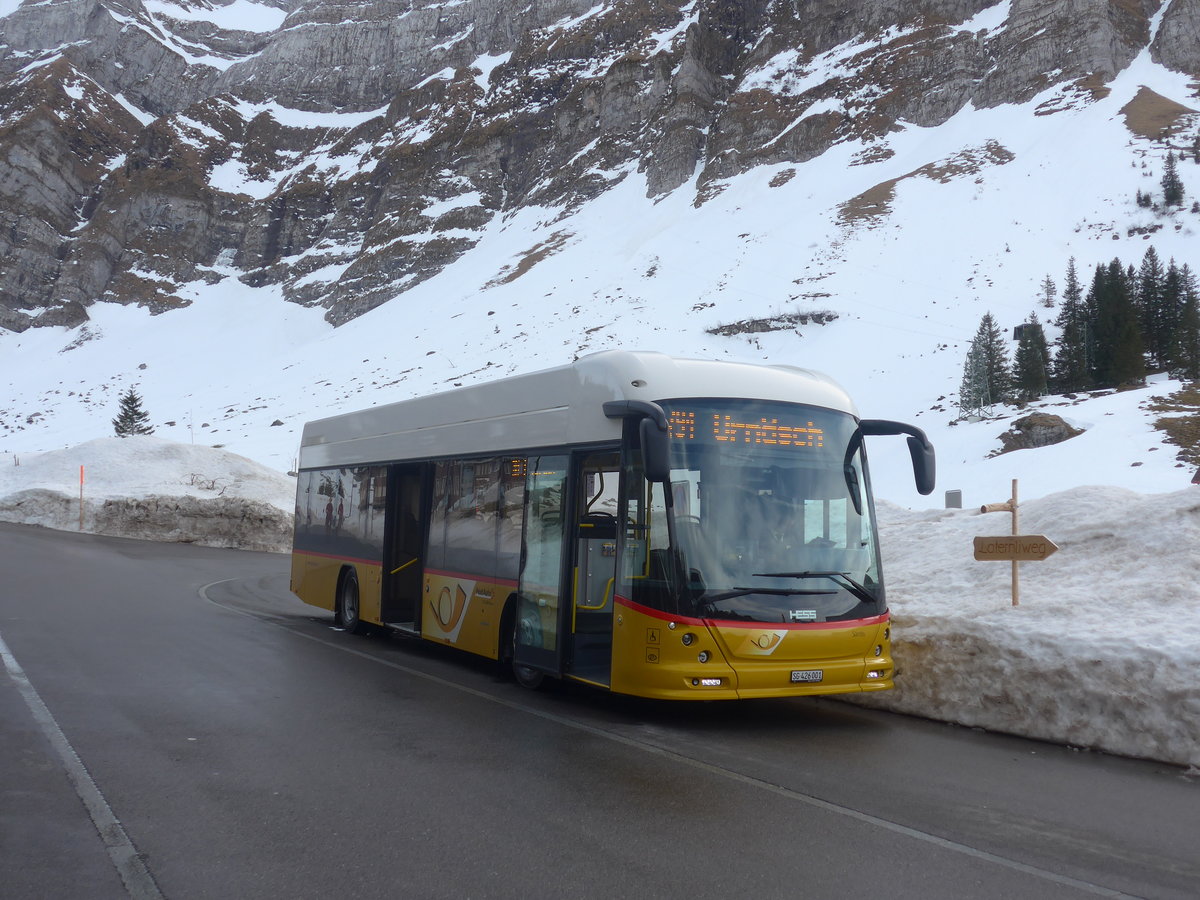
[1,522,1197,899]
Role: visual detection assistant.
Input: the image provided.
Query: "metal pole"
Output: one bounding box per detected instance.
[1011,478,1019,607]
[79,465,85,531]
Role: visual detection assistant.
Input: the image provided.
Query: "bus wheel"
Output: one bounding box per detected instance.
[508,617,544,690]
[512,660,544,690]
[336,569,361,634]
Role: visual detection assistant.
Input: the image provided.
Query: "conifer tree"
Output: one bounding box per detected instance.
[1172,265,1200,380]
[1135,247,1167,367]
[1038,274,1056,308]
[112,387,154,437]
[1158,259,1185,371]
[959,312,1011,416]
[1162,151,1185,207]
[1053,258,1091,392]
[957,337,991,418]
[1092,260,1145,387]
[1012,312,1050,401]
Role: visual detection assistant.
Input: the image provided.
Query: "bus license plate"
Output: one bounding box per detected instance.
[791,669,824,683]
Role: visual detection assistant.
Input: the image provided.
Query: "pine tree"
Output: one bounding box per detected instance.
[1012,312,1050,401]
[959,312,1011,416]
[1092,259,1145,387]
[1038,274,1057,308]
[957,338,991,418]
[1162,151,1185,207]
[112,387,154,436]
[1158,259,1185,372]
[1173,265,1200,379]
[1053,258,1092,392]
[1135,247,1167,368]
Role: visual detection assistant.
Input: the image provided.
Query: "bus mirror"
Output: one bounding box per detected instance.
[860,419,936,496]
[907,434,936,495]
[640,417,670,483]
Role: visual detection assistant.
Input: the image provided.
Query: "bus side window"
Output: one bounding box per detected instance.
[497,459,525,582]
[426,463,450,570]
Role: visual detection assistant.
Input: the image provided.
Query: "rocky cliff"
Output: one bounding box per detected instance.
[1,0,1198,331]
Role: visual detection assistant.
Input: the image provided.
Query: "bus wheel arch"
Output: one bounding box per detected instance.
[336,566,362,634]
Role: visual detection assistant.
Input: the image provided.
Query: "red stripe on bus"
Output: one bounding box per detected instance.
[614,595,889,631]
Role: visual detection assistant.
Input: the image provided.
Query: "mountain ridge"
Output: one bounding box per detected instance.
[3,0,1199,329]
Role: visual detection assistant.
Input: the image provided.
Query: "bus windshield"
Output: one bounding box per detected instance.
[635,399,883,624]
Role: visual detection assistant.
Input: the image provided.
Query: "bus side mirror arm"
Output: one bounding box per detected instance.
[859,419,936,495]
[603,401,671,483]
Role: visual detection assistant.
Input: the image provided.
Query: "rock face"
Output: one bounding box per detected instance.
[1,0,1198,329]
[996,412,1085,454]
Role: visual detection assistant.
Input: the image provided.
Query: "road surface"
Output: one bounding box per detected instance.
[1,522,1196,899]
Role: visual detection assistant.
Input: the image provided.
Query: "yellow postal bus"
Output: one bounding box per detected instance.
[290,351,933,699]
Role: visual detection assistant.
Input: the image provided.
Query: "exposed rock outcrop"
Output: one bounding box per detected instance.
[995,412,1085,455]
[0,0,1192,329]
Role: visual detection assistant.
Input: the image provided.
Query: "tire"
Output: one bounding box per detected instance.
[508,608,545,690]
[336,569,362,634]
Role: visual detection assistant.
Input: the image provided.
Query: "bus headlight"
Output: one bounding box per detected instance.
[681,633,695,646]
[698,650,710,663]
[874,644,883,657]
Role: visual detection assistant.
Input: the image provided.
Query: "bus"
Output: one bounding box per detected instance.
[290,351,934,700]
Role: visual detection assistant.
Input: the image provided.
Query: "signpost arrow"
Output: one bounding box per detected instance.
[976,479,1058,606]
[973,535,1059,562]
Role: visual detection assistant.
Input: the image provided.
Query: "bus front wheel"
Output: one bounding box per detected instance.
[507,615,544,690]
[336,569,362,634]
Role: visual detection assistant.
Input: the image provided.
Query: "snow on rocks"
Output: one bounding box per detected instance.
[0,437,295,552]
[860,486,1200,768]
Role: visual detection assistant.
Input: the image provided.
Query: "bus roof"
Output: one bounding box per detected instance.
[297,351,857,470]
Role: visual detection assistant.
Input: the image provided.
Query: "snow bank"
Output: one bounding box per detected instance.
[861,486,1200,768]
[0,437,295,552]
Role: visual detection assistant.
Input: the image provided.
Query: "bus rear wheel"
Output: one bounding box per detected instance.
[336,569,362,634]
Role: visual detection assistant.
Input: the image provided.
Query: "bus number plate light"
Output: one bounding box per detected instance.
[791,669,824,683]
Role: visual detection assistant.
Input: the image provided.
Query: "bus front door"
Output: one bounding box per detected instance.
[381,463,428,631]
[567,452,620,687]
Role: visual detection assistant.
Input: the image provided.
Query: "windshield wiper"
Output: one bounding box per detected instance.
[751,571,876,604]
[695,586,835,612]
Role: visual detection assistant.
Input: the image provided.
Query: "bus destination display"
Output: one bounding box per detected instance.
[667,409,825,448]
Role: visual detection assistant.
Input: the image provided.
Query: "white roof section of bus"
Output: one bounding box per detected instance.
[298,351,857,470]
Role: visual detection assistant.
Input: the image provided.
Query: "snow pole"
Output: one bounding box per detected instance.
[1010,479,1019,607]
[979,479,1021,606]
[79,465,85,531]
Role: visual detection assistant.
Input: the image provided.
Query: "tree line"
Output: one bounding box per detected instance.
[959,247,1200,417]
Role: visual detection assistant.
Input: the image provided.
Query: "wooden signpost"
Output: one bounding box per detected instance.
[975,479,1058,606]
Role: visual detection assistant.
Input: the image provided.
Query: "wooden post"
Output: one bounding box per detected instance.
[1010,479,1019,607]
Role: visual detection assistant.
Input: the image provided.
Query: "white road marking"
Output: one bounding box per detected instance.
[0,632,164,900]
